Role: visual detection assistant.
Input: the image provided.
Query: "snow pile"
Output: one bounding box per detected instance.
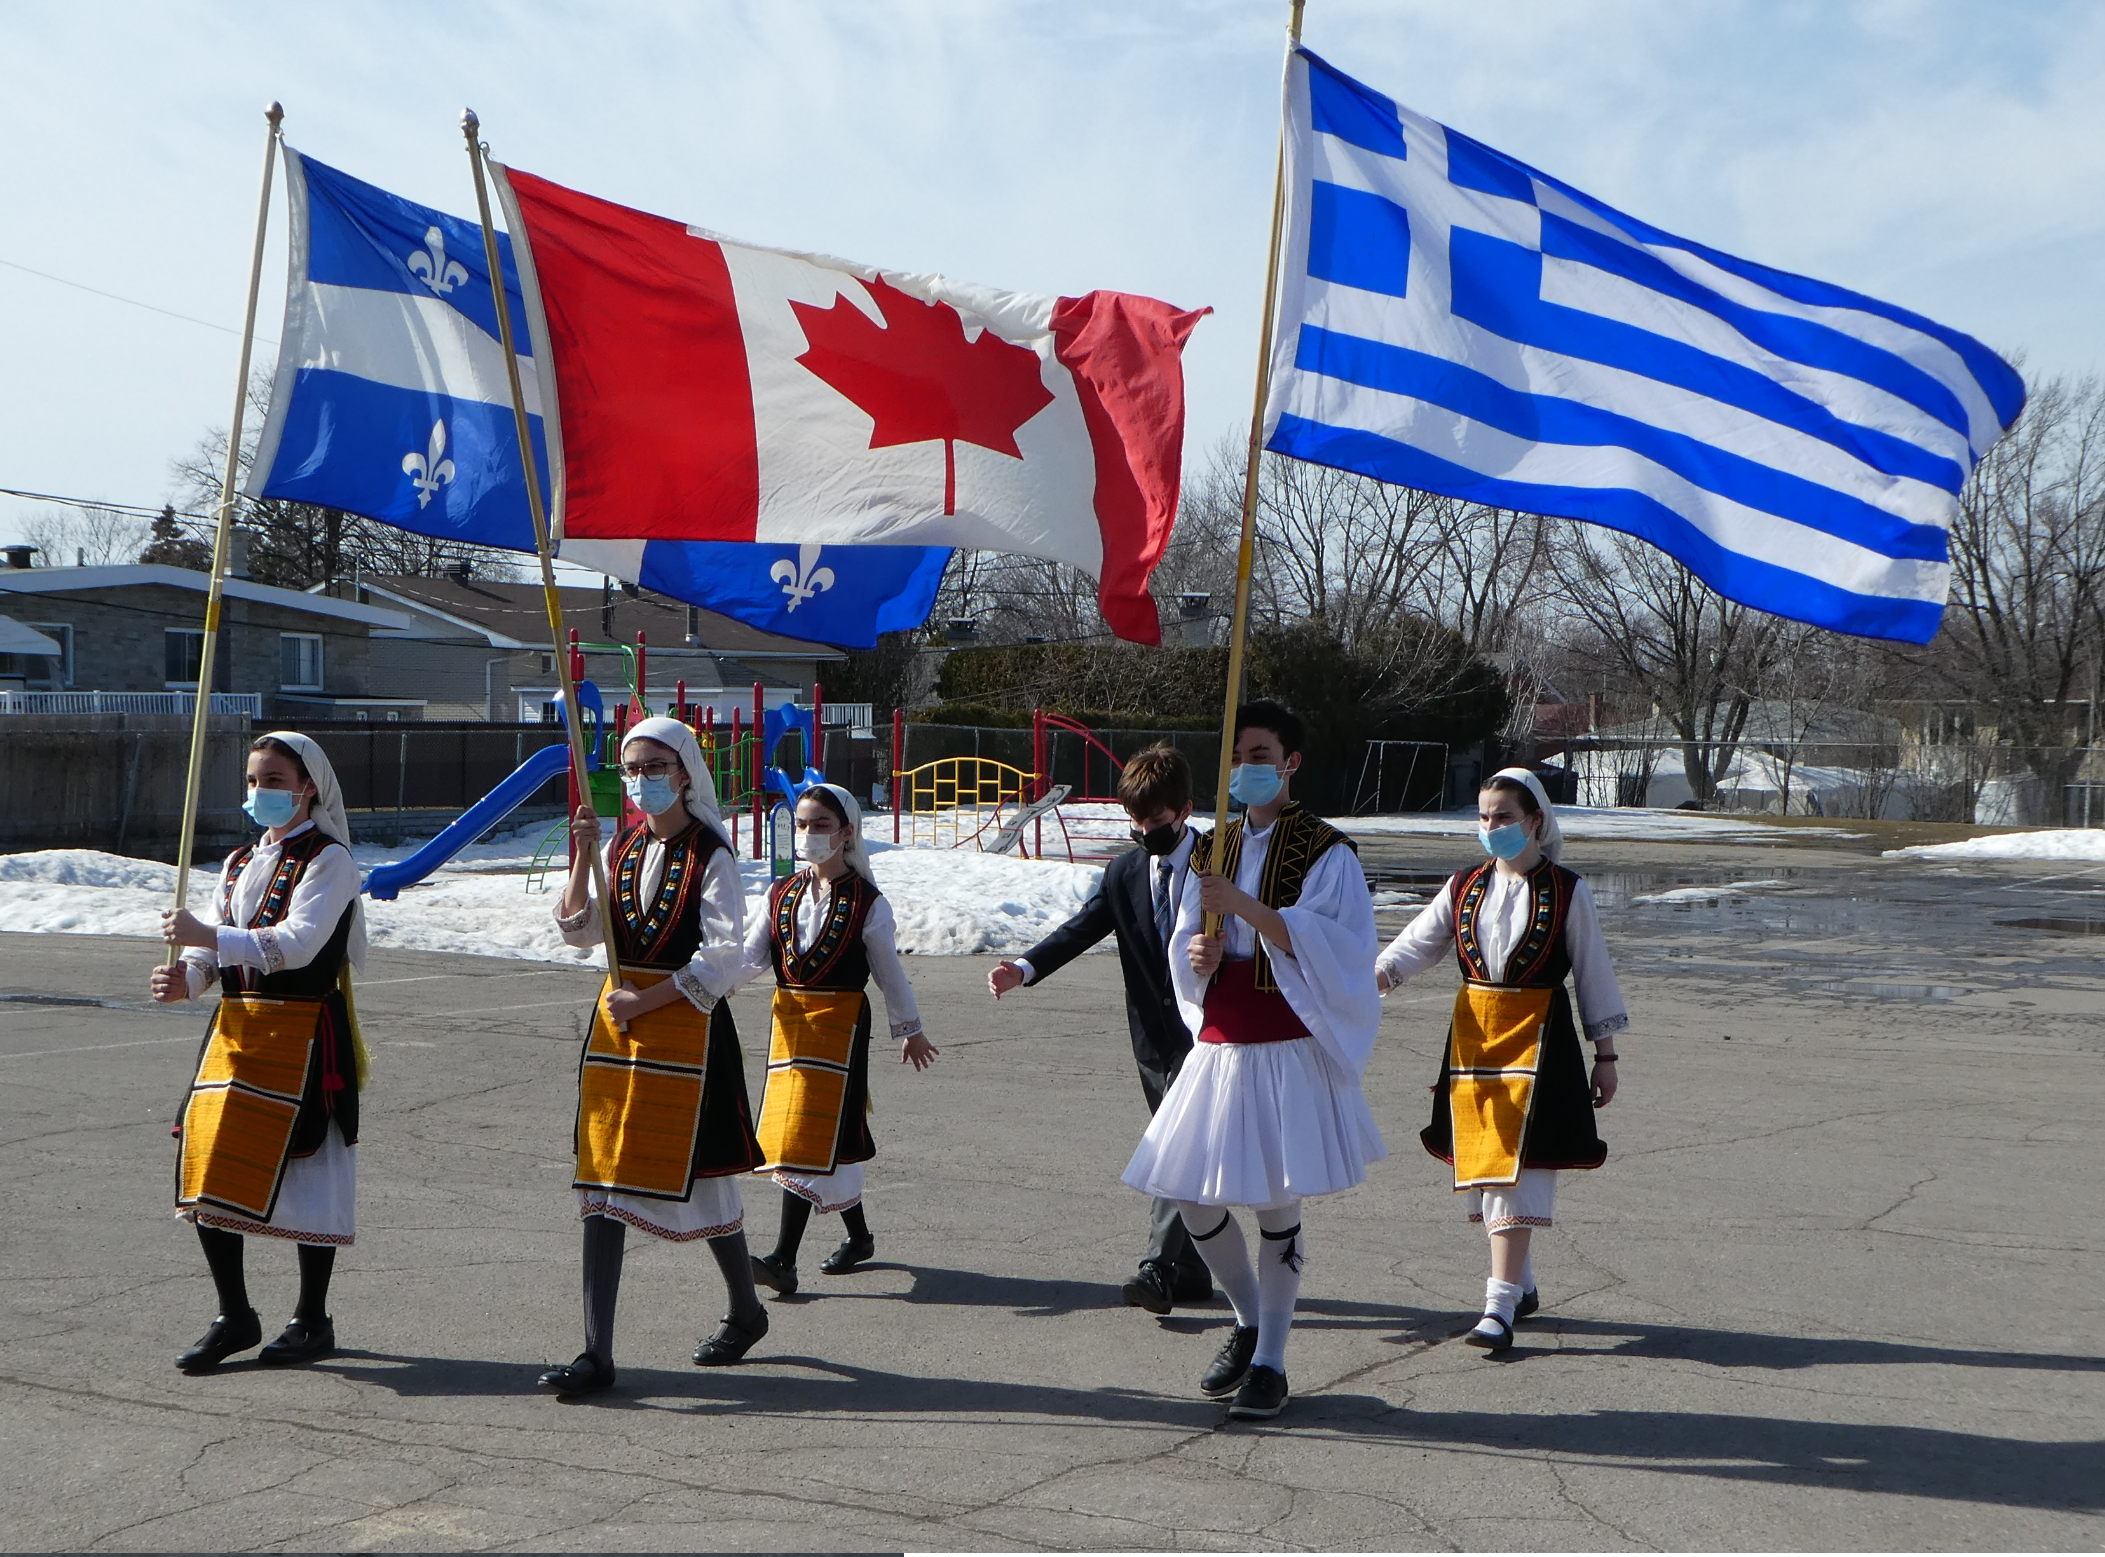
[0,836,1101,964]
[1884,830,2105,863]
[1631,879,1792,905]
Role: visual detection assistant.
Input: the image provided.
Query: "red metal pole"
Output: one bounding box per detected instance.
[676,677,686,722]
[892,706,904,845]
[568,627,583,686]
[751,681,765,861]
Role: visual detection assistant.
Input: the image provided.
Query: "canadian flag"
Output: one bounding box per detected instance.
[492,166,1208,644]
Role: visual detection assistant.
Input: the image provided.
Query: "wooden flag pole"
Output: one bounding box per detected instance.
[1205,0,1305,935]
[460,109,627,994]
[167,101,284,965]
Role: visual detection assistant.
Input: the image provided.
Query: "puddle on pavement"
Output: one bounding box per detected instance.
[1996,916,2105,936]
[1810,979,1969,1002]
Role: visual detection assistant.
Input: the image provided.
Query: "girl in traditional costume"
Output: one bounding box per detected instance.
[738,784,937,1296]
[541,715,769,1396]
[1375,768,1626,1354]
[153,732,368,1373]
[1122,700,1385,1420]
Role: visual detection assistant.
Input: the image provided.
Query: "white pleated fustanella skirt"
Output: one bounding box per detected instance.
[1122,1036,1386,1210]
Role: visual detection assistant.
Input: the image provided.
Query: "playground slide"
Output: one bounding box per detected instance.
[362,742,573,901]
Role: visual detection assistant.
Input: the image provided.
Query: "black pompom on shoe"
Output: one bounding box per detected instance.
[537,1353,616,1396]
[1200,1324,1259,1397]
[750,1252,798,1296]
[1227,1364,1290,1419]
[177,1310,262,1373]
[693,1309,769,1366]
[258,1316,335,1366]
[819,1233,876,1275]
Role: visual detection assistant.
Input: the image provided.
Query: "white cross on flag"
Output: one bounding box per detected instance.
[492,166,1208,644]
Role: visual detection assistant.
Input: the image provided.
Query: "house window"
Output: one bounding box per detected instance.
[26,623,71,686]
[280,633,324,691]
[165,629,204,688]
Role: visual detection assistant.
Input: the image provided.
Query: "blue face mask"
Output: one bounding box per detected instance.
[1478,821,1533,860]
[244,786,300,829]
[1228,762,1285,807]
[625,774,679,816]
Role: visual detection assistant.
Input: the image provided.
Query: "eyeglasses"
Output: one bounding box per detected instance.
[617,760,681,780]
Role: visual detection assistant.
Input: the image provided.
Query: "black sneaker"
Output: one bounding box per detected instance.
[1228,1364,1290,1419]
[1121,1262,1175,1315]
[1199,1324,1259,1396]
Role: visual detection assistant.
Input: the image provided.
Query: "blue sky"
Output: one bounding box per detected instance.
[2,0,2100,547]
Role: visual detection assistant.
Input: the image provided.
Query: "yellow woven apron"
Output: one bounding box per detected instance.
[755,988,865,1174]
[574,971,715,1197]
[1446,981,1554,1190]
[177,995,322,1220]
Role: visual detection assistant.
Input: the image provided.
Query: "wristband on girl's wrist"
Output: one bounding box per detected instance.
[1594,1052,1618,1063]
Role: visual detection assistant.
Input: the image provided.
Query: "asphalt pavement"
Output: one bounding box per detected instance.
[0,825,2099,1551]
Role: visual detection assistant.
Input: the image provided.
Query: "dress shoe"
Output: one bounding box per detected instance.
[693,1309,769,1366]
[1227,1364,1290,1419]
[177,1309,262,1373]
[750,1252,798,1296]
[1464,1314,1514,1354]
[537,1353,616,1395]
[1170,1267,1215,1305]
[258,1316,335,1366]
[1513,1288,1540,1322]
[1200,1324,1259,1397]
[819,1233,876,1275]
[1121,1262,1175,1315]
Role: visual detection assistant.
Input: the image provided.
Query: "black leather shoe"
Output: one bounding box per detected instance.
[537,1353,616,1395]
[1200,1324,1259,1397]
[1514,1288,1540,1322]
[1170,1267,1215,1305]
[750,1252,798,1296]
[693,1309,769,1366]
[258,1316,334,1366]
[1121,1262,1175,1315]
[177,1309,262,1373]
[1228,1364,1290,1419]
[819,1233,876,1275]
[1464,1314,1515,1354]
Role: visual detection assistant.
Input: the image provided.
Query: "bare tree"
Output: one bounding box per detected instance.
[19,502,149,567]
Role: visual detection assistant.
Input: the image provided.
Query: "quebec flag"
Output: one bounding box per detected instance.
[1263,49,2026,644]
[247,150,949,648]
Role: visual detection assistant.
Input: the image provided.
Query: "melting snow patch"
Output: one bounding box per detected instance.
[1631,879,1792,905]
[1885,830,2105,863]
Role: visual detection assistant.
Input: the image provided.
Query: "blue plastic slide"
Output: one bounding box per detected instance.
[362,682,605,902]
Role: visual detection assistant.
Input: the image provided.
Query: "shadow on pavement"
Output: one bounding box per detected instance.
[1526,1314,2105,1374]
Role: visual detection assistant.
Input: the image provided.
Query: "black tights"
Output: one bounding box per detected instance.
[769,1190,869,1264]
[195,1225,334,1321]
[579,1214,766,1365]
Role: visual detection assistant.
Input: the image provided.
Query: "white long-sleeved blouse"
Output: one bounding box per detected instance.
[1376,865,1629,1043]
[180,821,362,999]
[556,830,745,1013]
[732,872,924,1040]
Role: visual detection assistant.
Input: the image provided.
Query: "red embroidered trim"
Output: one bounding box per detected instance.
[579,1198,741,1243]
[183,1209,354,1246]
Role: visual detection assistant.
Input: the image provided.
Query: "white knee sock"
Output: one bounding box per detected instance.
[1252,1202,1304,1374]
[1520,1246,1535,1293]
[1177,1202,1257,1328]
[1476,1277,1524,1335]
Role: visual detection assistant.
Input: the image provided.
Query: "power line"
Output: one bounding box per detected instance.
[0,256,278,346]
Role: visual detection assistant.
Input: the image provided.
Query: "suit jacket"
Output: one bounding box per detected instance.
[1021,844,1192,1077]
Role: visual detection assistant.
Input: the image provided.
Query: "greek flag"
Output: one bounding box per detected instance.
[1264,49,2025,643]
[247,151,948,648]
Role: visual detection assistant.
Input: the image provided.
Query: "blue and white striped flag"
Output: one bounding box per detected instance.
[246,150,949,649]
[1264,49,2025,643]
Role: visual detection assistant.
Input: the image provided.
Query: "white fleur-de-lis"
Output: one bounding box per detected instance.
[406,225,469,295]
[769,543,836,612]
[401,420,457,508]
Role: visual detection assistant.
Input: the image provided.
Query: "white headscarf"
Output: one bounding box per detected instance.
[806,782,878,888]
[1488,765,1565,864]
[259,729,367,970]
[623,715,731,852]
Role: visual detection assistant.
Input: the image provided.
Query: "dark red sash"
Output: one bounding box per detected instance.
[1198,959,1310,1045]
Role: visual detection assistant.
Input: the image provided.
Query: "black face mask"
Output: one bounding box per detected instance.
[1130,821,1184,856]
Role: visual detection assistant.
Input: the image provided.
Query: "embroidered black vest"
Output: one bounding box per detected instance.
[609,818,726,970]
[217,828,354,999]
[768,869,878,991]
[1449,858,1577,988]
[1190,803,1357,992]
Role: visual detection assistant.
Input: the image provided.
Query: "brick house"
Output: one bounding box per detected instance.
[0,562,419,719]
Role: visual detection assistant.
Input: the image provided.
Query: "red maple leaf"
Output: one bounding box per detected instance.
[792,276,1055,515]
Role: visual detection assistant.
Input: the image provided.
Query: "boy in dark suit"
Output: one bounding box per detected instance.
[988,745,1213,1313]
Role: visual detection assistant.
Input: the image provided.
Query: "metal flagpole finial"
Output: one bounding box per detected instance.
[461,108,480,138]
[265,101,284,128]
